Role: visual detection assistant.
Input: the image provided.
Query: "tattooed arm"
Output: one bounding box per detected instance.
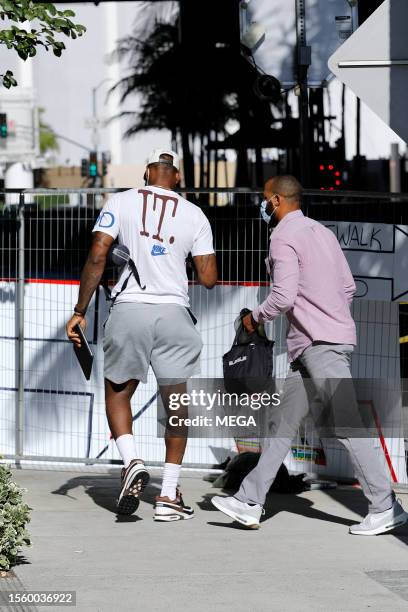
[66,232,114,347]
[76,232,114,312]
[193,253,217,289]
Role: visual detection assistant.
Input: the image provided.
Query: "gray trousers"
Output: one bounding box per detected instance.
[235,343,395,514]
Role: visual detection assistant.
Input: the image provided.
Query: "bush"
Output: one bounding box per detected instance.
[0,464,31,571]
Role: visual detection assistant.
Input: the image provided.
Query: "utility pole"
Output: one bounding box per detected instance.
[390,143,401,193]
[295,0,311,186]
[91,86,99,155]
[86,79,111,187]
[104,1,122,166]
[90,78,111,154]
[351,2,361,186]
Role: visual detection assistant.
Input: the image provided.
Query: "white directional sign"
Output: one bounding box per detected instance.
[323,221,408,301]
[328,0,408,143]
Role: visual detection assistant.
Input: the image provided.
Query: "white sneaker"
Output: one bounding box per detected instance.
[117,459,150,516]
[154,490,195,522]
[349,499,408,536]
[211,495,263,529]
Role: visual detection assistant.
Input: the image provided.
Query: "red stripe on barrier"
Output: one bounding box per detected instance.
[27,279,81,285]
[215,281,270,287]
[0,278,270,287]
[0,278,81,285]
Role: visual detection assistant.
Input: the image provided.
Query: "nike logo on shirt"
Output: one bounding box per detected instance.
[151,244,167,256]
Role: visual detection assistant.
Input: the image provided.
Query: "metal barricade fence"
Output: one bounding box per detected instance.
[0,187,407,480]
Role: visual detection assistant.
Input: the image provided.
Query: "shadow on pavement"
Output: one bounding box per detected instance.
[51,473,162,520]
[262,492,356,527]
[324,487,408,545]
[49,473,408,541]
[197,493,220,511]
[207,521,258,530]
[14,555,31,567]
[201,490,355,530]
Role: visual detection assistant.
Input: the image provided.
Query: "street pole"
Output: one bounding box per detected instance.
[348,0,359,33]
[16,193,25,459]
[390,143,401,193]
[90,79,111,187]
[91,86,99,154]
[90,80,113,148]
[353,94,362,186]
[104,1,122,165]
[295,0,311,187]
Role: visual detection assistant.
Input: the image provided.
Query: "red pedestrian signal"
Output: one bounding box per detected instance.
[317,161,345,190]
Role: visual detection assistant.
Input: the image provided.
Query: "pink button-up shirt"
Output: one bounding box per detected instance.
[252,210,357,362]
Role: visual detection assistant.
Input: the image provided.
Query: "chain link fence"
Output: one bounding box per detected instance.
[0,187,407,479]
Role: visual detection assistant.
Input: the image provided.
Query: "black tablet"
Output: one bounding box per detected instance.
[73,324,94,380]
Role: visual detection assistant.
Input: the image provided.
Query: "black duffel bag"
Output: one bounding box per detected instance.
[222,308,274,395]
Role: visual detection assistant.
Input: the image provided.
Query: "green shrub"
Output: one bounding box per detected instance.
[0,464,31,571]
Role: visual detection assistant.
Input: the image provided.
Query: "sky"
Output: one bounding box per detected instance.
[0,0,406,168]
[0,1,173,166]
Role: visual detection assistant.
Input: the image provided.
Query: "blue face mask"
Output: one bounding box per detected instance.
[260,199,276,224]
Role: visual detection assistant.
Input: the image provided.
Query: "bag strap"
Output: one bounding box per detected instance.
[233,325,242,346]
[110,271,133,307]
[127,257,146,291]
[104,256,146,307]
[186,308,197,325]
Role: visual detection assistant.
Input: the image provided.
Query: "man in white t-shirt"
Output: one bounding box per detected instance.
[66,149,217,521]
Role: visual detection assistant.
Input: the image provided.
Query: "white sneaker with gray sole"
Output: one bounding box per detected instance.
[349,499,408,536]
[211,495,263,529]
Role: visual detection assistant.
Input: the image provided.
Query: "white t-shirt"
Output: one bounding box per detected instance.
[92,186,215,307]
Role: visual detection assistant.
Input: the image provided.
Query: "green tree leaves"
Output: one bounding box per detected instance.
[0,1,86,88]
[2,70,17,89]
[39,107,59,154]
[0,464,30,571]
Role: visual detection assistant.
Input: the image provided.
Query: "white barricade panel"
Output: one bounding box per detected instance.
[0,278,405,483]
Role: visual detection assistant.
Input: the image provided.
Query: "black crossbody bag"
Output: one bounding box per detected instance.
[102,244,197,324]
[102,244,146,308]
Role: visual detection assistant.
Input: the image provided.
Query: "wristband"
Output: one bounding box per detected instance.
[74,306,86,317]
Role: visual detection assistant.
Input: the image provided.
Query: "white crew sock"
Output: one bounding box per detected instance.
[160,463,181,500]
[115,434,138,468]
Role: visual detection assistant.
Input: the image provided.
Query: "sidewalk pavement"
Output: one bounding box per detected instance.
[2,467,408,612]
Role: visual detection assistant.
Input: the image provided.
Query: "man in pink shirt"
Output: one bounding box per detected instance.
[212,175,407,535]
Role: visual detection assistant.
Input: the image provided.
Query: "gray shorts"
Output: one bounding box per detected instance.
[103,303,203,384]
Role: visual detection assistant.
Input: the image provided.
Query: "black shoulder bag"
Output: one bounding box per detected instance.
[223,309,274,395]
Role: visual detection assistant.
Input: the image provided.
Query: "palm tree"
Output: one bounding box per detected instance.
[110,1,276,189]
[110,2,241,188]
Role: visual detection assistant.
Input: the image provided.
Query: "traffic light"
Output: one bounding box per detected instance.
[101,151,110,176]
[89,151,98,178]
[318,162,344,190]
[81,158,89,178]
[0,113,7,138]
